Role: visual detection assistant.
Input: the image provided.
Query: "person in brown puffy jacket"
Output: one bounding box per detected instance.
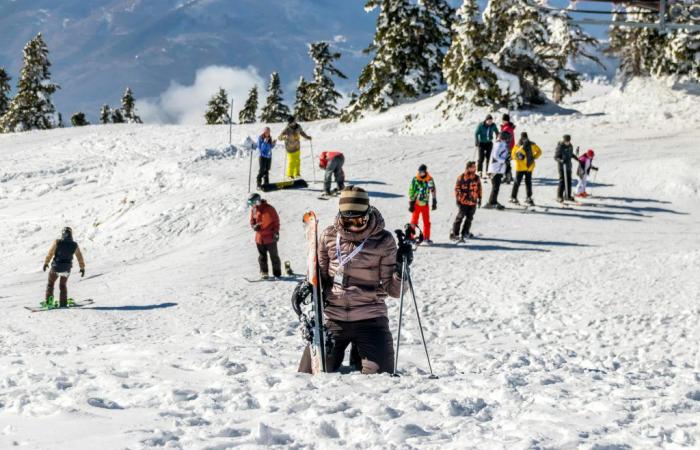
[298,186,410,374]
[248,193,281,279]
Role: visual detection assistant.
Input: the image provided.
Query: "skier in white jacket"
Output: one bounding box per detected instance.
[483,133,509,210]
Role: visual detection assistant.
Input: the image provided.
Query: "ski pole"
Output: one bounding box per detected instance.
[406,266,437,379]
[310,140,317,184]
[563,162,570,200]
[247,147,253,193]
[590,170,598,197]
[392,260,408,377]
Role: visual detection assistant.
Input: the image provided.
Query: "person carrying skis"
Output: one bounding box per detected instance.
[319,151,345,196]
[451,161,482,242]
[277,115,311,180]
[474,114,498,177]
[510,132,542,206]
[248,193,281,279]
[575,149,598,198]
[256,127,276,189]
[484,133,508,210]
[554,134,577,203]
[43,227,85,308]
[298,186,408,374]
[500,114,516,183]
[408,164,437,244]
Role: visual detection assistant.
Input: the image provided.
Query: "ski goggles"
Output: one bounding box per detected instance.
[339,213,369,228]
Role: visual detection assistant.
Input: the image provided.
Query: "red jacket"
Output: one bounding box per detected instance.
[455,172,482,206]
[319,151,343,169]
[250,200,280,245]
[501,121,516,151]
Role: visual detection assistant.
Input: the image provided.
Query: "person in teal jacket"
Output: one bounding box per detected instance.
[474,114,498,176]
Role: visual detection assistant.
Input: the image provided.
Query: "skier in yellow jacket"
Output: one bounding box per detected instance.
[278,116,312,179]
[509,132,542,206]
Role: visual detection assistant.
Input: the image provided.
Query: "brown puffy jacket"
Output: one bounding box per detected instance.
[319,208,403,322]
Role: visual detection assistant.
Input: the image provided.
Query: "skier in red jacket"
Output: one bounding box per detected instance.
[248,193,281,279]
[319,151,345,196]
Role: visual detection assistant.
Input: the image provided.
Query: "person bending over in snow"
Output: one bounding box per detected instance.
[554,134,578,203]
[319,151,345,196]
[576,149,598,198]
[510,132,542,207]
[43,227,85,308]
[277,115,311,180]
[248,193,281,279]
[474,114,498,177]
[408,164,437,244]
[298,186,408,374]
[484,133,509,210]
[256,127,276,189]
[452,161,482,242]
[500,114,516,184]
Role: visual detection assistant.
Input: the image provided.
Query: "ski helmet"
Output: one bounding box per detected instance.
[247,193,261,206]
[587,149,595,158]
[418,164,427,173]
[563,134,571,142]
[338,186,370,218]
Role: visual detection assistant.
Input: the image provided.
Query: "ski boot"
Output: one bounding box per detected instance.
[40,296,56,309]
[260,272,269,280]
[482,203,494,209]
[67,298,76,307]
[495,203,505,210]
[525,197,535,206]
[284,261,293,276]
[557,196,564,203]
[509,198,519,205]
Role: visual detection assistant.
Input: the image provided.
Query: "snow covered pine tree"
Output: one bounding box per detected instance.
[293,76,317,122]
[204,88,232,125]
[260,72,290,123]
[99,104,112,124]
[239,86,259,124]
[307,42,347,119]
[121,87,142,124]
[0,67,11,120]
[70,112,89,127]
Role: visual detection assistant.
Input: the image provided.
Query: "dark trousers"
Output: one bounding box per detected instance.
[511,171,533,200]
[256,242,281,276]
[46,271,68,305]
[257,157,271,187]
[324,155,345,194]
[452,204,477,237]
[488,173,503,205]
[557,164,573,199]
[504,158,513,182]
[477,142,493,173]
[298,317,395,374]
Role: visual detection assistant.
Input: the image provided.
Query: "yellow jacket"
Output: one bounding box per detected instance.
[511,142,542,173]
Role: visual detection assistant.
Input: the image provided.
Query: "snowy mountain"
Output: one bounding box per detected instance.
[1,79,699,448]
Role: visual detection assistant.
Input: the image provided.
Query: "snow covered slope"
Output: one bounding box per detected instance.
[1,80,699,449]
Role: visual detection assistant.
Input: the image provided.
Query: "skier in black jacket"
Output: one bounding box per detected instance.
[43,227,86,307]
[554,134,578,202]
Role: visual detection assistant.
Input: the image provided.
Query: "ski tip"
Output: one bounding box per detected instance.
[303,211,317,223]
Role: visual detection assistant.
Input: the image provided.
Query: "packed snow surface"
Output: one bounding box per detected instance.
[1,80,699,449]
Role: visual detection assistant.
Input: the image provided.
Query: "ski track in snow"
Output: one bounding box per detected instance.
[0,80,699,449]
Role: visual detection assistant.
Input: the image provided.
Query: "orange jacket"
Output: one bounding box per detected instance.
[319,151,343,169]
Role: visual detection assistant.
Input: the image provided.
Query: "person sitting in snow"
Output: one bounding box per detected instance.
[277,116,311,180]
[319,151,345,196]
[576,149,598,198]
[256,127,276,189]
[408,164,437,244]
[248,193,281,279]
[43,227,85,308]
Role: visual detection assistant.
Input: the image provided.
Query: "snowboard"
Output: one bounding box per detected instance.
[260,179,308,192]
[25,299,94,313]
[302,211,328,374]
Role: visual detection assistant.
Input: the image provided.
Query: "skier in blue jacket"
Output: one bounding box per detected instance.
[474,114,498,177]
[256,127,276,189]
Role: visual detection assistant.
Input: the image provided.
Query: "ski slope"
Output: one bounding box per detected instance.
[1,79,699,449]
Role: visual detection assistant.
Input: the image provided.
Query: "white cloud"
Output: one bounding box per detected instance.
[333,35,347,43]
[137,65,265,125]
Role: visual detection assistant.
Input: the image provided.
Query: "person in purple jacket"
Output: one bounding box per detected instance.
[256,127,276,189]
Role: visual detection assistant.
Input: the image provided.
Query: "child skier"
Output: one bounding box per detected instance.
[576,149,598,198]
[408,164,437,244]
[256,127,276,189]
[484,133,508,210]
[43,227,86,308]
[452,161,482,242]
[248,193,281,279]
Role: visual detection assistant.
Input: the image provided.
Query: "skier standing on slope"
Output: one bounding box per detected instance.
[474,114,498,177]
[43,227,85,308]
[248,193,281,279]
[575,149,598,198]
[277,116,312,180]
[554,134,578,203]
[319,151,345,196]
[483,133,508,210]
[408,164,437,244]
[298,186,409,374]
[256,127,276,189]
[500,114,516,184]
[451,161,482,242]
[510,132,542,207]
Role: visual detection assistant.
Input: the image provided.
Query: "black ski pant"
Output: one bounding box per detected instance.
[452,204,477,238]
[46,270,68,306]
[298,317,394,374]
[477,142,493,173]
[324,154,345,195]
[511,171,533,200]
[257,157,271,188]
[557,164,573,199]
[488,174,503,205]
[504,158,513,183]
[256,242,281,276]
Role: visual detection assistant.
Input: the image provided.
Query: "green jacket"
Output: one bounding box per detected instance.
[475,122,498,145]
[409,174,436,206]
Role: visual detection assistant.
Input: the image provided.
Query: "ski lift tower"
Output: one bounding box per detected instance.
[547,1,700,32]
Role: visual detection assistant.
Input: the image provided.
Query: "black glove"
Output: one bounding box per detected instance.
[408,201,415,213]
[395,242,413,275]
[431,198,437,211]
[252,224,261,231]
[43,264,48,272]
[592,166,599,172]
[274,233,279,242]
[80,269,85,277]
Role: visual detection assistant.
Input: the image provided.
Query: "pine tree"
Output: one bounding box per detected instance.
[607,8,664,78]
[442,0,516,113]
[239,86,259,124]
[204,88,232,125]
[293,77,317,122]
[0,67,11,119]
[260,72,290,123]
[659,28,700,80]
[71,112,89,127]
[100,104,112,124]
[0,33,59,133]
[57,112,64,128]
[414,0,455,91]
[121,87,142,123]
[307,42,347,119]
[111,108,125,124]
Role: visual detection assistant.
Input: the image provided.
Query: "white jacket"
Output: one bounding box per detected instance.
[488,141,509,175]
